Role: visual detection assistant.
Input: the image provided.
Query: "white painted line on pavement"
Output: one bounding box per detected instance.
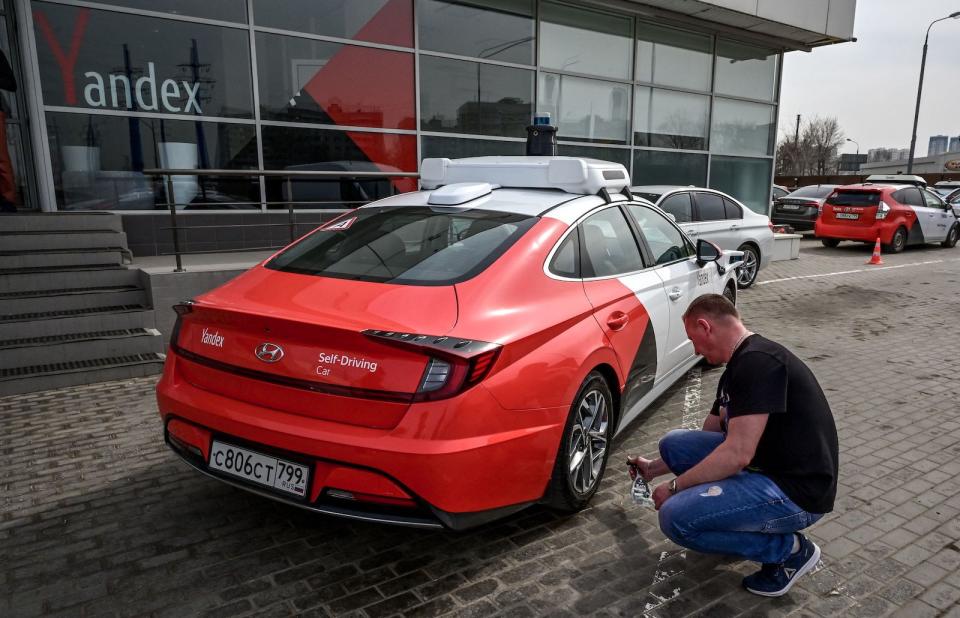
[757,257,960,286]
[680,368,702,431]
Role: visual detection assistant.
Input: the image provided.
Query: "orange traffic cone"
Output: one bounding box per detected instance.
[867,237,883,265]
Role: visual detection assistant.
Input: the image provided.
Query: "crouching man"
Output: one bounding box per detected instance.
[628,293,838,597]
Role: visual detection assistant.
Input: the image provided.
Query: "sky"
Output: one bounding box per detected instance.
[779,0,960,157]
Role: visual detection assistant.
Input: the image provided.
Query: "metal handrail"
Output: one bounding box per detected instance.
[140,168,419,272]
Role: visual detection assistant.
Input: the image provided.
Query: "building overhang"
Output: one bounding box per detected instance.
[585,0,857,52]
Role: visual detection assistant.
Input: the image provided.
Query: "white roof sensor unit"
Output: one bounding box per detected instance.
[427,182,496,205]
[420,156,630,195]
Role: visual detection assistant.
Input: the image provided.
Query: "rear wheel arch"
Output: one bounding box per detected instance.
[591,363,621,431]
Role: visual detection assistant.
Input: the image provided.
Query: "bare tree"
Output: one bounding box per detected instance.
[775,116,845,176]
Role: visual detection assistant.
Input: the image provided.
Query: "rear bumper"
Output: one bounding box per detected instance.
[156,350,565,529]
[815,219,894,243]
[771,213,816,230]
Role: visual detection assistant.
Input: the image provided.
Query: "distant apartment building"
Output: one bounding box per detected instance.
[929,135,949,156]
[868,147,908,162]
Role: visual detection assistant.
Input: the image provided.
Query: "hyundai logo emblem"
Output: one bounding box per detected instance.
[255,342,284,363]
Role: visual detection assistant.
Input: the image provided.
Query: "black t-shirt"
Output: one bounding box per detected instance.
[710,334,838,514]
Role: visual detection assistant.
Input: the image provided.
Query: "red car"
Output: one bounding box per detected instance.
[815,183,960,252]
[156,156,742,529]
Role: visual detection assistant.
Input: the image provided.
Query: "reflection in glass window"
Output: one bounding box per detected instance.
[709,155,773,215]
[90,0,247,23]
[554,143,630,169]
[267,206,537,284]
[636,23,712,91]
[418,0,535,65]
[421,135,524,159]
[45,112,258,211]
[715,40,778,101]
[256,33,414,130]
[695,192,726,221]
[540,2,632,80]
[626,204,694,264]
[261,125,417,207]
[710,98,774,157]
[33,2,253,118]
[549,228,579,278]
[252,0,413,47]
[420,56,533,138]
[634,87,709,150]
[539,74,629,144]
[633,150,707,186]
[580,207,644,277]
[659,193,693,222]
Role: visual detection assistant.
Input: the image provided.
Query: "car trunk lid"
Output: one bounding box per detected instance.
[172,268,459,429]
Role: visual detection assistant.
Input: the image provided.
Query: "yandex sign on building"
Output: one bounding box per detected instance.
[82,62,202,114]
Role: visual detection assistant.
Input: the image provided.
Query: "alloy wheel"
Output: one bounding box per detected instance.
[737,248,758,287]
[567,389,608,494]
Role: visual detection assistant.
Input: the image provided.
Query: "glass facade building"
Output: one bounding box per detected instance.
[16,0,786,217]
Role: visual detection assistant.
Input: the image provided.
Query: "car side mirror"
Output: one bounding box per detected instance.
[696,238,721,266]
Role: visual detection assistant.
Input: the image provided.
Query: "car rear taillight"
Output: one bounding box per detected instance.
[169,300,195,346]
[875,201,891,220]
[364,330,501,401]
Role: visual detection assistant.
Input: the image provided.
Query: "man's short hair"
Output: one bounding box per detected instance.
[683,293,740,323]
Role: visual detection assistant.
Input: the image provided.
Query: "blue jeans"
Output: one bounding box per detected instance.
[657,429,823,564]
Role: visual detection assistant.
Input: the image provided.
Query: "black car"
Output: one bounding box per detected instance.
[772,184,839,231]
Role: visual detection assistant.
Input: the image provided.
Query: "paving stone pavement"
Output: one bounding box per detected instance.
[2,237,960,617]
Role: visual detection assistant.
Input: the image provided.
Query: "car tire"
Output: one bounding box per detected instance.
[722,282,736,305]
[543,370,613,513]
[942,224,959,248]
[821,239,841,248]
[885,226,907,254]
[735,244,759,289]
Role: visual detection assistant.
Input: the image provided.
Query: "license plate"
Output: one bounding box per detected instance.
[208,441,309,497]
[780,204,800,210]
[835,213,859,220]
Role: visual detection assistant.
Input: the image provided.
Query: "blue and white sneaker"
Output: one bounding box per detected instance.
[742,534,821,597]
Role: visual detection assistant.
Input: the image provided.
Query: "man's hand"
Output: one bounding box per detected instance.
[626,456,659,482]
[652,482,673,510]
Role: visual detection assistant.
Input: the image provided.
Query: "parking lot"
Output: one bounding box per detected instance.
[3,236,960,618]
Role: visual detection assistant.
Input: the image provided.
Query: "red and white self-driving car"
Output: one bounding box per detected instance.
[815,180,960,252]
[156,156,742,529]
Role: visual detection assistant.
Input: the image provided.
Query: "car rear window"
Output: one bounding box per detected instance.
[826,191,881,207]
[633,192,663,203]
[789,186,836,198]
[266,206,538,285]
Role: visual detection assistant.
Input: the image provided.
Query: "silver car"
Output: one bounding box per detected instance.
[630,185,774,288]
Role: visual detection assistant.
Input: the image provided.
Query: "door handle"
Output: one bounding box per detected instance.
[606,311,629,331]
[686,229,699,236]
[668,287,683,301]
[729,224,740,230]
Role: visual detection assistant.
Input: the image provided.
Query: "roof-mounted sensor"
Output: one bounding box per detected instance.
[427,182,497,205]
[420,156,631,195]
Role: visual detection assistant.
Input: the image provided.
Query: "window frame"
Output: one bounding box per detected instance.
[722,196,744,220]
[624,201,696,267]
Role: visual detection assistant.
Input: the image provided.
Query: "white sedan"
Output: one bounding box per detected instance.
[630,185,774,288]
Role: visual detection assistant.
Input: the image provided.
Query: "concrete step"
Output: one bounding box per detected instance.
[0,248,126,270]
[0,230,128,252]
[0,286,147,316]
[0,328,165,369]
[0,353,165,396]
[0,266,142,294]
[0,306,156,340]
[0,212,123,233]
